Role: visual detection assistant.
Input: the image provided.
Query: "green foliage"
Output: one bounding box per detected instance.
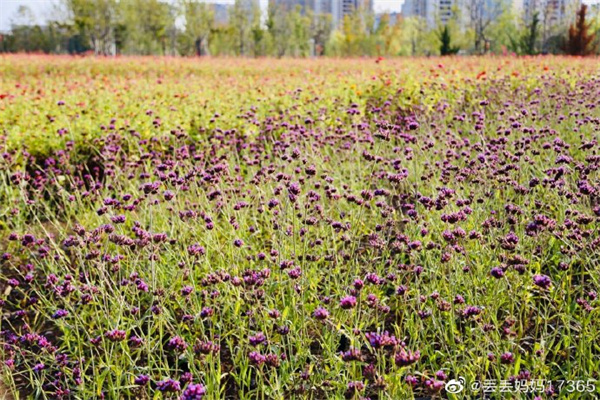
[0,0,592,57]
[1,55,600,399]
[438,25,460,55]
[509,12,539,55]
[177,0,214,56]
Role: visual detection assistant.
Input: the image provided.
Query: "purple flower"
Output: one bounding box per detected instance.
[345,381,365,398]
[287,267,301,279]
[462,306,482,317]
[353,279,364,290]
[134,375,150,385]
[365,331,398,349]
[164,190,175,201]
[105,329,127,342]
[156,378,181,392]
[265,353,282,368]
[110,215,126,224]
[340,296,357,309]
[180,372,193,384]
[435,370,447,380]
[312,306,329,320]
[193,340,220,355]
[7,278,19,287]
[181,383,206,400]
[394,348,420,366]
[533,274,551,289]
[249,332,267,346]
[33,363,45,372]
[181,285,194,296]
[233,239,244,247]
[248,351,266,365]
[187,244,206,256]
[288,182,301,196]
[341,348,362,362]
[490,267,505,279]
[200,307,213,318]
[500,352,514,364]
[167,336,188,352]
[128,335,144,347]
[53,309,69,319]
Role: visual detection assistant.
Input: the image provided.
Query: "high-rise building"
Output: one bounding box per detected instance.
[401,0,460,28]
[273,0,371,27]
[271,0,335,14]
[522,0,581,25]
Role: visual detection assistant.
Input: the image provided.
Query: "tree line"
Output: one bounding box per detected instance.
[0,0,598,56]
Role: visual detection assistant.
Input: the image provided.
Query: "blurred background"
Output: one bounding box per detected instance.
[0,0,599,56]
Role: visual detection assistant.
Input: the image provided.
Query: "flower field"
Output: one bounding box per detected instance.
[1,55,599,399]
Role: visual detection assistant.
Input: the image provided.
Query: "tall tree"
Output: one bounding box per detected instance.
[438,24,459,55]
[63,0,117,54]
[266,3,291,57]
[466,0,504,54]
[523,11,540,55]
[179,0,214,56]
[564,4,596,56]
[308,11,332,56]
[509,12,539,55]
[230,0,255,56]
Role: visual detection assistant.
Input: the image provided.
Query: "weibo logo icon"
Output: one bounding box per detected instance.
[445,377,466,394]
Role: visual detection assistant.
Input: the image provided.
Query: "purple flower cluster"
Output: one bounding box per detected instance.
[1,58,598,399]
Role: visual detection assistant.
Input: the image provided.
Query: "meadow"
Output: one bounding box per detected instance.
[0,55,599,399]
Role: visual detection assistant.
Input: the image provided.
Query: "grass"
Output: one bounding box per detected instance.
[0,55,599,399]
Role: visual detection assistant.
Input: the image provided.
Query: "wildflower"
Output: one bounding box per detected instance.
[53,309,69,319]
[187,244,206,256]
[105,329,126,342]
[128,335,144,347]
[341,348,362,362]
[167,336,188,352]
[194,340,220,355]
[313,306,330,320]
[340,296,357,309]
[265,353,281,368]
[394,348,420,366]
[533,274,551,289]
[180,372,193,384]
[200,307,213,318]
[345,381,365,399]
[500,352,514,364]
[490,267,505,279]
[33,363,45,373]
[181,383,206,400]
[164,190,175,201]
[249,332,267,346]
[134,375,150,386]
[365,331,397,349]
[248,351,266,365]
[156,378,181,392]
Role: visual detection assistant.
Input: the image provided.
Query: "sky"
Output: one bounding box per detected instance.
[1,0,599,31]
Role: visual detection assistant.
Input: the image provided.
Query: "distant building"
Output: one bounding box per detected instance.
[271,0,370,27]
[401,0,460,28]
[522,0,581,25]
